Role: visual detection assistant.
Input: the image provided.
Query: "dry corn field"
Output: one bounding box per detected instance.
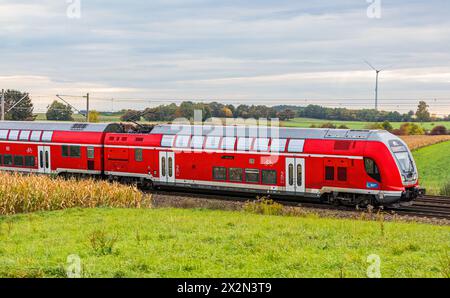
[400,135,450,151]
[0,172,149,215]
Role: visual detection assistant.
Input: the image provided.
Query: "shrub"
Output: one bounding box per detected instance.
[243,197,283,216]
[338,125,349,129]
[0,172,147,215]
[398,123,425,135]
[430,125,448,135]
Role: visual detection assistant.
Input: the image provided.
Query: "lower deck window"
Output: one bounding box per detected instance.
[229,168,243,182]
[14,156,24,166]
[262,170,277,185]
[245,169,260,183]
[325,166,334,181]
[3,155,12,166]
[25,156,35,167]
[337,167,347,181]
[213,167,227,181]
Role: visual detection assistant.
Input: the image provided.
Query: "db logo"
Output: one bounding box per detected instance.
[26,148,33,153]
[5,146,10,151]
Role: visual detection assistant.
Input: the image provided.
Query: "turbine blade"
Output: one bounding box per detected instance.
[364,60,377,71]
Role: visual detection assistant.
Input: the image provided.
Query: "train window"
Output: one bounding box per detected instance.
[288,139,305,153]
[175,135,191,148]
[245,169,260,183]
[338,167,347,181]
[25,156,35,167]
[135,148,143,162]
[41,131,53,142]
[161,135,175,148]
[297,164,302,186]
[8,130,19,140]
[0,130,8,140]
[325,166,334,181]
[14,155,24,166]
[30,131,42,141]
[221,137,236,151]
[205,137,221,150]
[62,145,69,157]
[45,151,49,168]
[190,136,205,149]
[87,147,95,159]
[3,155,12,166]
[39,151,43,168]
[213,167,227,181]
[364,158,381,182]
[237,138,253,151]
[288,164,294,186]
[0,154,2,165]
[254,138,269,152]
[168,157,173,177]
[161,157,166,177]
[229,168,243,182]
[262,170,277,185]
[69,146,81,158]
[270,139,287,152]
[19,130,31,141]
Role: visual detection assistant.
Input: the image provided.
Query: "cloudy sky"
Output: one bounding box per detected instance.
[0,0,449,114]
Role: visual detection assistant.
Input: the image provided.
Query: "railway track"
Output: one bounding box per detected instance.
[147,188,450,221]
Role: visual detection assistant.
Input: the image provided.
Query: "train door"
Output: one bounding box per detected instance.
[38,146,51,174]
[285,158,305,193]
[159,151,175,183]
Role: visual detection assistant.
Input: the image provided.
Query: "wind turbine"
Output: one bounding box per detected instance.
[364,60,384,111]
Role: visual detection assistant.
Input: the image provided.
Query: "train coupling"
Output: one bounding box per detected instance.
[401,187,426,202]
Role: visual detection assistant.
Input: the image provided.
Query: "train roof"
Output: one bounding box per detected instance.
[150,124,389,141]
[0,121,122,133]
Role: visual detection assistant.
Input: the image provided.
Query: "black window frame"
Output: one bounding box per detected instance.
[229,168,243,182]
[262,170,277,185]
[0,154,2,165]
[25,156,35,167]
[245,169,260,183]
[364,158,381,182]
[325,166,334,181]
[3,155,12,166]
[62,145,69,157]
[213,167,227,181]
[14,155,24,166]
[87,147,95,159]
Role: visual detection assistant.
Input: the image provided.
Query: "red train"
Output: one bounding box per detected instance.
[0,121,423,206]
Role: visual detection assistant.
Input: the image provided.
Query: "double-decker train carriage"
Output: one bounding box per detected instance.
[0,121,122,176]
[0,121,423,206]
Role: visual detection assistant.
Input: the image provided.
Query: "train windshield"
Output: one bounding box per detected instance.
[394,152,414,173]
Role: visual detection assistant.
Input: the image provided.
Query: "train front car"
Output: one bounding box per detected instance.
[366,131,424,205]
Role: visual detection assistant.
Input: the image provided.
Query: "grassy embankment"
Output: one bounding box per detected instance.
[413,141,450,195]
[0,172,449,278]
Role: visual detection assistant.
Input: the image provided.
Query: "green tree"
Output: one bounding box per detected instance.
[415,101,431,122]
[120,110,141,122]
[3,90,35,121]
[46,101,73,121]
[381,120,393,131]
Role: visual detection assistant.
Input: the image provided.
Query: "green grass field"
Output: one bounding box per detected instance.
[413,141,450,195]
[283,118,450,130]
[0,208,449,278]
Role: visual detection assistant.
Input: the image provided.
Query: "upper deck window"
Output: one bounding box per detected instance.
[254,138,269,152]
[19,130,31,141]
[190,136,205,149]
[205,137,221,150]
[0,130,8,140]
[288,139,305,153]
[175,135,190,148]
[270,139,287,152]
[221,137,236,150]
[8,130,19,141]
[30,131,42,142]
[237,138,253,151]
[41,131,53,142]
[161,135,175,147]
